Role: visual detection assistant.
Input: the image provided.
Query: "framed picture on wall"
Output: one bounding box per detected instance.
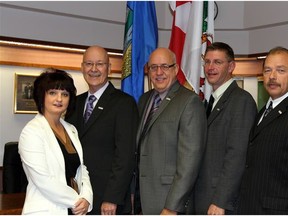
[14,73,38,114]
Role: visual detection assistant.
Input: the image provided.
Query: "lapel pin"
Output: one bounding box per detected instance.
[278,110,282,114]
[166,97,171,101]
[217,108,220,111]
[98,106,103,110]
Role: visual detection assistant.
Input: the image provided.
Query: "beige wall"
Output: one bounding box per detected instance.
[0,1,287,53]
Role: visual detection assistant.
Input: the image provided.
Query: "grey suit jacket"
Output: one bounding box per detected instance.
[194,81,257,214]
[137,81,207,214]
[238,96,288,214]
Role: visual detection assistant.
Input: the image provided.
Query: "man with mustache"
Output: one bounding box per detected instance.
[66,45,139,215]
[237,47,288,214]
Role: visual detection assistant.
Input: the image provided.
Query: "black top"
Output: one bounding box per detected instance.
[54,132,80,188]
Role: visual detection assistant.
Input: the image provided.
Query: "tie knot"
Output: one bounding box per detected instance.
[209,95,214,104]
[264,101,273,117]
[153,94,161,107]
[84,95,97,123]
[88,95,96,103]
[267,101,273,109]
[206,95,215,118]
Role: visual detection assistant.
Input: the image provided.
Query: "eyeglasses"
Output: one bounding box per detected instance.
[202,59,231,67]
[82,62,108,69]
[148,63,176,72]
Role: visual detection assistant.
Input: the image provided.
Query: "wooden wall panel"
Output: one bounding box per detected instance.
[0,43,264,77]
[233,58,264,77]
[0,44,123,74]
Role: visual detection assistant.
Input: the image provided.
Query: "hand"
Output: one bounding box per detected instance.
[207,204,225,215]
[101,202,117,215]
[160,208,177,215]
[131,193,135,215]
[72,198,90,215]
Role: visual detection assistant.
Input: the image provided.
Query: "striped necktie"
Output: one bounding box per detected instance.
[142,93,161,136]
[263,101,273,118]
[84,95,96,123]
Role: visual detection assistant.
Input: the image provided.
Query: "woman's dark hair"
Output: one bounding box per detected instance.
[204,42,235,62]
[33,68,77,117]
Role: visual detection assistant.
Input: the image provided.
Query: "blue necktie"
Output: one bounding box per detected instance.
[84,95,96,123]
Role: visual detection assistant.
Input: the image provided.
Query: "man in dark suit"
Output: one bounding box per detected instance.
[135,47,207,214]
[237,46,288,214]
[193,42,257,214]
[66,45,139,215]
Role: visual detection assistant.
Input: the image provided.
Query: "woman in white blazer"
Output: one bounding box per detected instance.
[19,68,93,215]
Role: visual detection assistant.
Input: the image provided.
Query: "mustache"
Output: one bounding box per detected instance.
[89,71,102,77]
[267,81,280,86]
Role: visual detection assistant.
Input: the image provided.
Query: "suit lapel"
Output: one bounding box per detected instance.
[61,119,83,164]
[137,91,154,141]
[80,82,114,137]
[37,115,65,171]
[141,82,180,137]
[253,96,288,140]
[249,107,265,140]
[208,81,238,125]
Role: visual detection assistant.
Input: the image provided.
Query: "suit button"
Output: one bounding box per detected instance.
[185,200,190,208]
[245,164,249,168]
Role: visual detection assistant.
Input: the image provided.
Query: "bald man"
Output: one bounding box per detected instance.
[66,45,139,214]
[135,48,207,214]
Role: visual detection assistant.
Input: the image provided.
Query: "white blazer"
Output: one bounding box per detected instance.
[19,114,93,215]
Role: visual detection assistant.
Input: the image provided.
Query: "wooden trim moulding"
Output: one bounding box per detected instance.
[0,37,123,75]
[0,37,264,77]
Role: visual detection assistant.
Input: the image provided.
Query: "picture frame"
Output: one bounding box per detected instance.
[14,73,38,114]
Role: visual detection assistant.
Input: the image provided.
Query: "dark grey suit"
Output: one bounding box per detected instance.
[194,81,257,214]
[237,96,288,214]
[137,81,207,214]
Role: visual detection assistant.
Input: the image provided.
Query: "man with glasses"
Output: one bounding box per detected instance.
[135,47,207,214]
[193,42,257,214]
[66,45,139,215]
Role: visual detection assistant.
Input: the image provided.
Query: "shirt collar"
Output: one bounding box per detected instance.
[267,91,288,109]
[88,82,109,100]
[212,78,234,101]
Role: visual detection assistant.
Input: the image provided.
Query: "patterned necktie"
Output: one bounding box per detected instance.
[263,101,273,118]
[142,93,161,136]
[84,95,96,123]
[206,95,215,118]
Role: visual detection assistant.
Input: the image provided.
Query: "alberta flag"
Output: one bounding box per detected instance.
[169,1,214,102]
[121,1,158,102]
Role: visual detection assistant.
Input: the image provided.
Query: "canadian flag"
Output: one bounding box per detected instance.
[169,1,214,102]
